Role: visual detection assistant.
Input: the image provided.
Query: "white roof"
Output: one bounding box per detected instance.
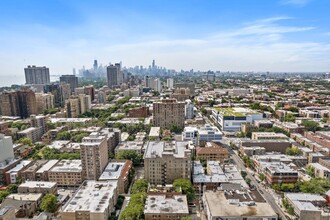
[62,180,117,213]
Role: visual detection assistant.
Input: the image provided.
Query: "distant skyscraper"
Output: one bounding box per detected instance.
[24,65,50,85]
[152,59,155,68]
[72,68,76,75]
[167,78,174,89]
[60,75,78,93]
[145,75,150,87]
[107,64,122,88]
[93,60,98,70]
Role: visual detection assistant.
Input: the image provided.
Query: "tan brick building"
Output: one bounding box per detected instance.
[153,98,185,129]
[144,141,192,185]
[80,133,109,180]
[196,146,229,163]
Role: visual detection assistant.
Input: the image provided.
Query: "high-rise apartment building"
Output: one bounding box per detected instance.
[35,93,55,114]
[0,134,14,163]
[59,75,78,93]
[153,98,185,129]
[44,83,70,107]
[144,141,192,185]
[80,133,109,180]
[167,78,174,89]
[24,65,50,85]
[107,63,122,88]
[31,115,47,136]
[0,89,37,119]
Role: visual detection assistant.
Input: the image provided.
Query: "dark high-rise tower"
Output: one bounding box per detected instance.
[107,63,122,88]
[60,75,78,93]
[24,65,50,85]
[93,60,98,70]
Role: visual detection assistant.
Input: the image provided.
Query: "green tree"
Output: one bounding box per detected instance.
[284,113,296,122]
[241,171,247,179]
[259,173,265,182]
[173,178,195,202]
[40,194,58,213]
[56,131,71,140]
[17,138,33,146]
[302,120,321,132]
[201,108,207,116]
[119,192,147,220]
[245,178,251,185]
[0,191,9,202]
[181,217,192,220]
[6,184,18,193]
[170,124,183,134]
[298,178,330,194]
[131,179,148,194]
[285,147,302,156]
[116,150,142,166]
[306,166,315,177]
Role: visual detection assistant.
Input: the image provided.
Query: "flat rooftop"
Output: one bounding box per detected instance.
[144,195,189,214]
[6,193,42,201]
[50,160,82,173]
[19,181,57,188]
[6,160,32,173]
[144,141,191,159]
[204,191,276,217]
[62,180,117,213]
[50,118,92,123]
[149,127,160,137]
[99,161,126,180]
[116,141,144,151]
[214,107,258,116]
[48,140,70,150]
[36,160,59,173]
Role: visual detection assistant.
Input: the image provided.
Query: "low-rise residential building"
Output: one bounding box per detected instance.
[0,206,15,220]
[308,163,330,178]
[203,190,277,220]
[17,127,41,143]
[48,160,83,187]
[239,139,292,154]
[20,160,48,182]
[211,107,263,132]
[1,193,42,218]
[251,132,288,140]
[5,160,32,184]
[35,160,59,181]
[144,141,192,185]
[285,193,329,220]
[99,160,133,194]
[149,127,160,141]
[274,121,304,134]
[182,124,222,146]
[18,181,58,194]
[115,141,144,156]
[61,180,118,220]
[196,146,229,163]
[144,194,189,220]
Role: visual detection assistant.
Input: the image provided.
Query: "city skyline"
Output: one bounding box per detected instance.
[0,0,330,81]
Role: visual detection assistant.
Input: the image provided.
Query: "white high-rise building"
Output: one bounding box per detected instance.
[185,99,194,119]
[0,134,14,163]
[167,78,174,89]
[153,78,162,92]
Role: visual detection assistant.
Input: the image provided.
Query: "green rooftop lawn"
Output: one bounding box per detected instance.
[214,107,256,116]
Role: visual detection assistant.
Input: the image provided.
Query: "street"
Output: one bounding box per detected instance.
[231,152,288,220]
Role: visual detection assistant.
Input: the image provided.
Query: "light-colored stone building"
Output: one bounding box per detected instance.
[80,133,109,180]
[144,141,192,185]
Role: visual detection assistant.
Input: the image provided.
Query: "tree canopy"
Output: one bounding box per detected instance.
[116,150,142,166]
[173,178,195,202]
[40,194,58,213]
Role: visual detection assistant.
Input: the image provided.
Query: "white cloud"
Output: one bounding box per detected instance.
[280,0,312,7]
[0,15,329,80]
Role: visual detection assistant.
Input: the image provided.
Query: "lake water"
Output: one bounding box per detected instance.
[0,75,59,87]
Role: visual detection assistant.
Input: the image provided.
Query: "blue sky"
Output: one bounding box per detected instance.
[0,0,330,76]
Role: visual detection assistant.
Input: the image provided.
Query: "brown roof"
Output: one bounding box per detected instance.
[196,147,228,155]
